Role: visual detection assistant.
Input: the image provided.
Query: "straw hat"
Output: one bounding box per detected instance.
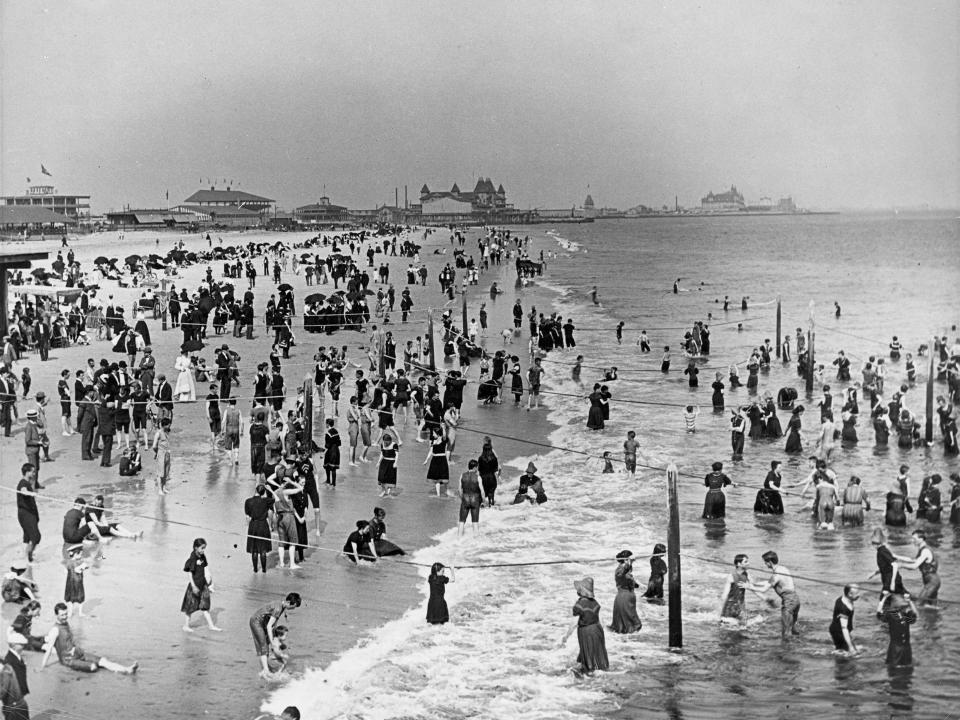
[574,577,595,599]
[26,409,38,418]
[616,550,633,562]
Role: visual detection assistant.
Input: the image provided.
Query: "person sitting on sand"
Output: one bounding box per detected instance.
[41,602,138,674]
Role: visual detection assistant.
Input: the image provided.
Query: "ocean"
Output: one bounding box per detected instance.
[267,213,960,719]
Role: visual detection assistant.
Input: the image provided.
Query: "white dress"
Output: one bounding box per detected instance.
[173,355,197,401]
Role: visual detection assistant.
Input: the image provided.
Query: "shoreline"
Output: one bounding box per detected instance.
[0,225,566,720]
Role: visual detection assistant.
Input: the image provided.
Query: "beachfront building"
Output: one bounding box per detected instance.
[700,185,745,211]
[104,209,197,229]
[418,178,517,223]
[174,186,274,227]
[295,196,351,224]
[1,184,91,220]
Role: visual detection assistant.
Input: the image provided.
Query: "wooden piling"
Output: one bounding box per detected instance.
[775,296,781,359]
[925,336,935,443]
[666,462,682,648]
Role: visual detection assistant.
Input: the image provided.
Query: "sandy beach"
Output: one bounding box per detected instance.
[0,226,559,719]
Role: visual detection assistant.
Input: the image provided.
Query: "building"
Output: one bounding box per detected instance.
[182,186,274,214]
[776,196,797,213]
[104,209,197,228]
[418,178,509,221]
[294,196,351,224]
[700,185,745,211]
[1,184,91,219]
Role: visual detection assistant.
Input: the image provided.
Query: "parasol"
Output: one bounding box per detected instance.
[94,256,109,265]
[278,283,293,292]
[304,293,326,305]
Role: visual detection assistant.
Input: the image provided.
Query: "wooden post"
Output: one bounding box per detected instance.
[805,301,815,394]
[161,278,168,331]
[461,286,468,337]
[377,340,386,379]
[0,270,8,339]
[666,462,682,648]
[427,309,436,372]
[925,336,935,443]
[775,296,782,359]
[303,378,314,453]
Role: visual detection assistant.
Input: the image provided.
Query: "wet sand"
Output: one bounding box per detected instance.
[0,227,559,718]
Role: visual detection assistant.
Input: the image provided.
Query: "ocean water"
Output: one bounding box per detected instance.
[267,213,960,719]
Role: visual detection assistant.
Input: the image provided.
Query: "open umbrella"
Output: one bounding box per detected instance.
[304,293,326,305]
[180,339,205,352]
[94,256,109,265]
[125,255,141,268]
[327,294,345,306]
[147,261,165,269]
[300,253,313,261]
[30,268,48,279]
[278,283,293,292]
[186,252,198,262]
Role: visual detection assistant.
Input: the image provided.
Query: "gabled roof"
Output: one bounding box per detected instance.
[497,184,505,193]
[184,189,274,204]
[473,178,496,193]
[0,206,76,225]
[420,184,430,194]
[451,183,460,194]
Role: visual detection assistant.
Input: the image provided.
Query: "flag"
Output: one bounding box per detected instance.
[41,164,52,177]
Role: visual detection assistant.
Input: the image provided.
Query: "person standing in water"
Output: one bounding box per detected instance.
[610,550,642,634]
[562,577,609,674]
[426,563,454,625]
[828,585,861,655]
[882,594,917,666]
[748,551,801,640]
[895,529,940,606]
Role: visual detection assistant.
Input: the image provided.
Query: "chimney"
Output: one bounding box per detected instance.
[395,187,398,208]
[404,185,408,209]
[210,186,215,191]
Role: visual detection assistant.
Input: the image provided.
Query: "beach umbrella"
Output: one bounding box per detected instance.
[305,293,325,305]
[30,268,48,279]
[186,252,198,262]
[94,256,109,265]
[300,253,313,261]
[147,261,165,269]
[51,259,64,274]
[148,254,163,262]
[278,283,293,292]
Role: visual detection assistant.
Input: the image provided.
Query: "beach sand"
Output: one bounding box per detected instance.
[0,226,559,718]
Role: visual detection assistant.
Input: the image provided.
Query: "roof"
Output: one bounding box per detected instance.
[183,189,274,204]
[497,184,505,193]
[177,204,261,217]
[0,206,77,225]
[473,178,496,193]
[420,184,429,194]
[295,202,348,213]
[451,183,460,194]
[422,192,473,204]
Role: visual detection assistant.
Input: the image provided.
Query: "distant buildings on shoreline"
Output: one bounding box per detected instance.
[1,177,811,235]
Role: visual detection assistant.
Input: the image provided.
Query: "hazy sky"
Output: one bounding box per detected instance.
[2,1,957,212]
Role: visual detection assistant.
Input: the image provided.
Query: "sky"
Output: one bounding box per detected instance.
[1,1,958,212]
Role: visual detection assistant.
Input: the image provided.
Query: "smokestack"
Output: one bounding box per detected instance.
[395,187,399,208]
[404,185,408,209]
